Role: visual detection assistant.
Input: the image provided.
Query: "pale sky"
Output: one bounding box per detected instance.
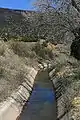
[0,0,36,10]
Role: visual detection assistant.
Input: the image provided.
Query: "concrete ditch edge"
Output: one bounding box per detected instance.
[0,67,38,120]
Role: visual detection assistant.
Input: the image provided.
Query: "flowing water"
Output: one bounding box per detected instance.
[19,70,56,120]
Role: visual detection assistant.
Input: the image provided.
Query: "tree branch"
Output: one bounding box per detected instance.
[71,0,80,13]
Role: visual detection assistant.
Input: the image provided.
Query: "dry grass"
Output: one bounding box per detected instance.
[0,41,36,102]
[8,41,36,58]
[32,42,53,60]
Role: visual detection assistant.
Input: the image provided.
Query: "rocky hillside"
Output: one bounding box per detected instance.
[0,7,75,43]
[0,8,36,38]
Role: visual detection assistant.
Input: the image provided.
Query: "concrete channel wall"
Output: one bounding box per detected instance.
[49,68,69,120]
[0,67,38,120]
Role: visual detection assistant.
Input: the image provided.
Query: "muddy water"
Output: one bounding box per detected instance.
[19,70,57,120]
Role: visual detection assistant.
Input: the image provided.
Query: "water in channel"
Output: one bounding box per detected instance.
[19,70,57,120]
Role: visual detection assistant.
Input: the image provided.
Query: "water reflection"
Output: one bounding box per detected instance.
[20,83,56,120]
[29,84,55,103]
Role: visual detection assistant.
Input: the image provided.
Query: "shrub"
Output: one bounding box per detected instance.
[20,35,38,42]
[32,42,53,59]
[10,42,29,57]
[0,43,5,56]
[1,34,38,42]
[70,38,80,60]
[9,42,36,58]
[0,67,4,78]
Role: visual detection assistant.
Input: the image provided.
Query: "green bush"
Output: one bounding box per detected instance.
[1,34,38,42]
[20,36,38,42]
[73,71,80,80]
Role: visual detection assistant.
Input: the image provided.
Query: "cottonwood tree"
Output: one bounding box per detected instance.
[33,0,71,43]
[54,0,80,37]
[34,0,80,41]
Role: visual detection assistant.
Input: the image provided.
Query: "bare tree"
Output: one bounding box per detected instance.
[34,0,80,40]
[55,0,80,38]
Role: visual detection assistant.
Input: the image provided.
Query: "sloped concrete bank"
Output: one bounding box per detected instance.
[0,67,38,120]
[49,68,63,120]
[49,68,70,120]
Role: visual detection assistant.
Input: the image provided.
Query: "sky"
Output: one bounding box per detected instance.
[0,0,36,10]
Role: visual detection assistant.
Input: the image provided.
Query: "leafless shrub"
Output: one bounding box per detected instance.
[9,42,36,58]
[0,41,30,102]
[32,42,53,59]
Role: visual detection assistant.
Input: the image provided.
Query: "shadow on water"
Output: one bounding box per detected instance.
[19,70,57,120]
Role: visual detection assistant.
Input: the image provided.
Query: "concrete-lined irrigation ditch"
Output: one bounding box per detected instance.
[0,64,69,120]
[18,69,57,120]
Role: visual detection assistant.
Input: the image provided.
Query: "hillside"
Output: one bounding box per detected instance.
[0,8,36,38]
[0,7,74,43]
